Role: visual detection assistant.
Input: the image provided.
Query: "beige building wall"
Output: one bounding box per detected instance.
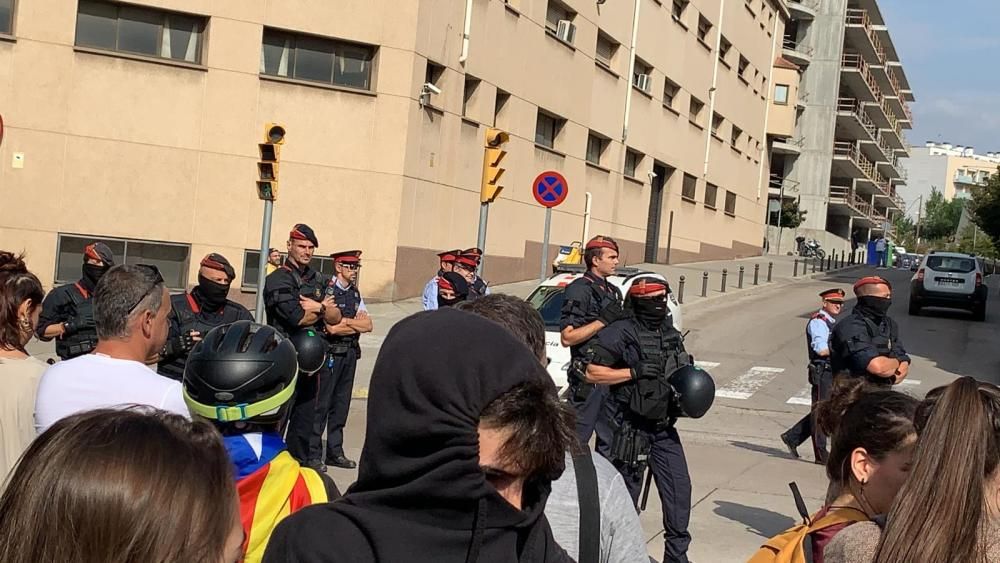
[0,0,788,302]
[943,156,997,200]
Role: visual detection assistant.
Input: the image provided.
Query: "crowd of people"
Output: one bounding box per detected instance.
[1,225,999,563]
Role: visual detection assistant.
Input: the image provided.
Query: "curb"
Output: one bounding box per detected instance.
[677,264,864,310]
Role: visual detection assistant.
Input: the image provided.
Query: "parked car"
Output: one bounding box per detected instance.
[526,265,682,391]
[909,251,987,321]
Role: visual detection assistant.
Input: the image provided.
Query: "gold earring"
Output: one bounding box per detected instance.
[19,317,31,331]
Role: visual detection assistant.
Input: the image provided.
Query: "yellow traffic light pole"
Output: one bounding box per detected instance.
[476,127,509,274]
[254,123,285,322]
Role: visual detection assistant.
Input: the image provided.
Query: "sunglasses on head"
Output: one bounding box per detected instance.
[126,264,164,314]
[338,263,361,271]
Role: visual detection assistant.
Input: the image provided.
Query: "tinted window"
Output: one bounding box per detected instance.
[926,256,976,274]
[527,286,565,329]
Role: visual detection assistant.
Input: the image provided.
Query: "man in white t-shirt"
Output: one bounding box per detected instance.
[35,264,189,433]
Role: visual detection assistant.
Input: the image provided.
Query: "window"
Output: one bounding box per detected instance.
[725,191,737,215]
[738,55,749,79]
[672,0,689,20]
[425,60,444,89]
[494,89,510,126]
[704,183,718,208]
[774,84,789,105]
[546,1,575,43]
[586,133,607,166]
[463,76,480,117]
[243,251,335,289]
[697,15,712,43]
[596,32,618,68]
[75,1,206,64]
[0,0,12,34]
[663,78,680,109]
[731,125,742,148]
[719,36,731,64]
[633,59,653,93]
[535,110,564,149]
[624,149,643,178]
[682,174,698,201]
[689,96,704,125]
[56,234,189,290]
[261,29,375,90]
[711,113,723,136]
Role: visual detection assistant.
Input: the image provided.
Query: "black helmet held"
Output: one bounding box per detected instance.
[289,328,327,375]
[182,321,298,424]
[668,364,716,418]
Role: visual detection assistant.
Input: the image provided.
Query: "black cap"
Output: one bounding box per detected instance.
[84,242,115,266]
[200,253,236,280]
[289,223,319,247]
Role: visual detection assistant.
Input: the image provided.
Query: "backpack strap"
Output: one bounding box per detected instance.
[573,452,600,563]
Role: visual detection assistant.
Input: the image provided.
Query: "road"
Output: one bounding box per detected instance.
[327,265,1000,561]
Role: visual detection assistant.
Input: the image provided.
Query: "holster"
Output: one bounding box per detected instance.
[64,336,98,358]
[568,358,593,401]
[327,342,353,356]
[609,419,652,474]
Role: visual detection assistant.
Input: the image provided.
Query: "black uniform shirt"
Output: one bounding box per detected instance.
[157,289,253,379]
[591,317,684,372]
[559,272,622,358]
[830,308,909,375]
[263,260,329,336]
[35,281,91,339]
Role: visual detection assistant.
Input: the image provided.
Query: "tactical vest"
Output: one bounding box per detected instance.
[58,283,98,360]
[326,280,362,356]
[158,293,231,380]
[831,312,894,377]
[567,273,622,360]
[468,277,488,301]
[614,320,691,423]
[805,312,835,363]
[273,264,327,335]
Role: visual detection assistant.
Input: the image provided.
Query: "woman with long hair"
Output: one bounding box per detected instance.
[807,377,919,561]
[0,408,244,563]
[827,377,1000,562]
[0,251,46,478]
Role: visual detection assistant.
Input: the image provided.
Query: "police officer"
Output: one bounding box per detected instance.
[314,250,373,470]
[263,224,343,469]
[156,253,253,381]
[461,247,491,300]
[422,249,461,311]
[831,276,911,384]
[780,288,846,464]
[560,235,624,452]
[36,242,115,360]
[452,253,480,299]
[584,277,714,563]
[436,272,469,307]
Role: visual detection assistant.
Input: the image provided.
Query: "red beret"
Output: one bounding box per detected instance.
[200,253,236,279]
[585,236,619,252]
[437,276,454,291]
[628,278,668,296]
[289,224,318,247]
[853,276,891,293]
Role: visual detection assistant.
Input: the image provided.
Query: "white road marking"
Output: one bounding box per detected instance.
[695,361,721,370]
[715,367,785,400]
[787,386,812,406]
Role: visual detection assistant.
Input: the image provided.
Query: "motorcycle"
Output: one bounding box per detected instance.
[799,239,826,260]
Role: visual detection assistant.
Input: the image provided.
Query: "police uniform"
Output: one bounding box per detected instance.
[830,276,910,383]
[263,224,332,465]
[587,279,693,563]
[313,250,367,469]
[422,249,461,311]
[35,242,115,360]
[461,248,491,300]
[560,236,624,452]
[157,254,253,381]
[453,254,484,301]
[780,288,844,463]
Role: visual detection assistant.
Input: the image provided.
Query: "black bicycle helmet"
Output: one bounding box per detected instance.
[668,364,716,418]
[288,328,327,375]
[183,321,298,424]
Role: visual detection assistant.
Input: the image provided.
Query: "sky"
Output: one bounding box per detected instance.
[880,0,1000,153]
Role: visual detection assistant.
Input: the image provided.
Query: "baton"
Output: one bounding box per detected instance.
[639,465,654,512]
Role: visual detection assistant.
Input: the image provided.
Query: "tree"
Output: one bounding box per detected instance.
[955,224,999,259]
[968,166,1000,242]
[893,214,916,249]
[920,187,964,240]
[774,199,806,229]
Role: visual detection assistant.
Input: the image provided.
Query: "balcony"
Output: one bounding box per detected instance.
[845,9,887,67]
[769,174,800,197]
[782,36,813,67]
[832,140,901,213]
[837,97,878,142]
[772,136,804,156]
[788,0,817,20]
[829,185,878,227]
[955,173,988,187]
[841,53,881,104]
[885,94,914,126]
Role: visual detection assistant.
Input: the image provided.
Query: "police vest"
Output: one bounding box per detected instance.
[614,320,691,423]
[566,274,622,359]
[831,313,895,376]
[469,277,488,301]
[58,283,98,360]
[268,265,327,335]
[158,293,238,380]
[805,312,835,363]
[326,280,362,356]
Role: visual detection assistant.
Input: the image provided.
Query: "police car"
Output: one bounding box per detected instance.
[526,265,682,390]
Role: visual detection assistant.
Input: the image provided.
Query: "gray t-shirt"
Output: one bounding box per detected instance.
[546,452,649,563]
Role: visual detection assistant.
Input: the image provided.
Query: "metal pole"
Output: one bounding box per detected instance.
[254,199,274,323]
[738,266,744,289]
[665,211,674,265]
[678,275,685,304]
[476,203,489,276]
[755,263,761,284]
[812,258,817,274]
[721,269,728,292]
[793,259,798,277]
[767,261,773,282]
[540,207,553,281]
[701,272,708,297]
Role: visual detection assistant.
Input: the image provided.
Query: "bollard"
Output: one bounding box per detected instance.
[812,258,817,274]
[827,255,832,271]
[767,261,774,282]
[678,275,686,304]
[721,269,728,293]
[738,266,745,289]
[754,263,761,284]
[701,271,709,297]
[793,259,799,277]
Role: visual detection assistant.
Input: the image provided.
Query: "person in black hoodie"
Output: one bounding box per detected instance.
[263,308,577,563]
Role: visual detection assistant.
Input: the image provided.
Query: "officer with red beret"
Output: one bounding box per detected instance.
[422,249,462,311]
[830,276,911,384]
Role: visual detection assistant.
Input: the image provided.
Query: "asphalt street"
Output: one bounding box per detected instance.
[326,264,1000,561]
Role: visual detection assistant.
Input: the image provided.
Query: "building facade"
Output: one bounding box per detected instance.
[767,0,913,253]
[0,0,792,301]
[901,142,1000,218]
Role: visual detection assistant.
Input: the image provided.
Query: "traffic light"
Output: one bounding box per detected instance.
[257,123,285,201]
[481,127,509,204]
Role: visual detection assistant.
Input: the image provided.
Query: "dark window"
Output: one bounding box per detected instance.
[56,235,189,290]
[689,97,704,124]
[463,76,481,117]
[697,15,712,42]
[260,28,375,90]
[738,55,750,78]
[731,125,743,148]
[926,256,976,274]
[625,149,643,178]
[719,36,731,62]
[664,78,680,108]
[494,89,511,127]
[596,32,618,67]
[535,110,564,149]
[587,133,607,165]
[0,0,12,34]
[682,173,698,201]
[75,0,205,64]
[527,286,565,330]
[704,183,718,208]
[711,113,723,135]
[725,191,737,215]
[672,0,689,20]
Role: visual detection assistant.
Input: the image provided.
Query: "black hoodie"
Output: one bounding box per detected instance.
[263,309,573,563]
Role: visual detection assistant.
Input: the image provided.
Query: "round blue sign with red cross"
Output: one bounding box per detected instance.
[532,171,569,208]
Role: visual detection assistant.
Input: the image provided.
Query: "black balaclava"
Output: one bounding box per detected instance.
[263,309,572,563]
[438,271,470,308]
[195,274,230,311]
[857,295,892,318]
[80,242,115,292]
[632,294,669,329]
[80,263,109,291]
